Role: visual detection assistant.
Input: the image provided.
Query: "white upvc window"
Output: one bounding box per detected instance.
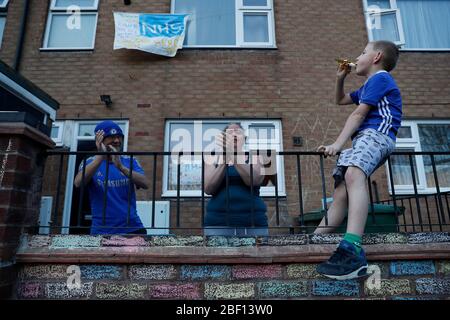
[387,120,450,195]
[0,14,5,49]
[50,121,64,146]
[163,119,285,197]
[0,0,9,8]
[363,0,450,51]
[42,0,99,50]
[0,0,8,49]
[363,0,405,47]
[171,0,276,48]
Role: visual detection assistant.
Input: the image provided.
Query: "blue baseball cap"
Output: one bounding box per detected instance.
[94,120,124,138]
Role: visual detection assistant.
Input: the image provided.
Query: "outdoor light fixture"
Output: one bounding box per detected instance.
[124,0,131,5]
[100,95,112,108]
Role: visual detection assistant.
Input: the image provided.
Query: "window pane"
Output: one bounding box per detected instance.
[174,0,236,46]
[169,122,229,152]
[371,12,400,42]
[391,148,419,185]
[244,13,269,42]
[78,124,96,137]
[397,126,412,139]
[167,122,228,191]
[419,124,450,188]
[248,125,278,153]
[47,13,96,48]
[54,0,97,8]
[165,120,283,193]
[367,0,391,9]
[51,126,60,139]
[248,124,276,141]
[0,17,5,48]
[168,162,203,190]
[243,0,267,6]
[397,0,450,49]
[0,0,9,8]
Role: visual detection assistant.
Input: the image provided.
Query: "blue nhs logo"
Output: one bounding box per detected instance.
[139,14,188,38]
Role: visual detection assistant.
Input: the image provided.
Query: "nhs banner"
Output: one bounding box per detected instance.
[113,12,189,57]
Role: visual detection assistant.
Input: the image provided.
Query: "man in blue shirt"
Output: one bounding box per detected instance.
[74,120,149,235]
[315,41,402,280]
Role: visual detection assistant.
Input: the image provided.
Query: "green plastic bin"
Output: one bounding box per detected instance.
[299,204,405,233]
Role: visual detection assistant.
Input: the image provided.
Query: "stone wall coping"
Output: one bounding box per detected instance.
[0,122,55,148]
[15,233,450,264]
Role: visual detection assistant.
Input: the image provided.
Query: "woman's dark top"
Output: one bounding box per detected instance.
[204,165,268,227]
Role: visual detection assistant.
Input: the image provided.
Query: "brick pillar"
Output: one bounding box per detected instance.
[0,122,54,299]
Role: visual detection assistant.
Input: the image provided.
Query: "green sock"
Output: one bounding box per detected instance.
[343,233,362,254]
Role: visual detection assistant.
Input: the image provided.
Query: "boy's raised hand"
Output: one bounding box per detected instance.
[337,63,351,79]
[317,143,341,157]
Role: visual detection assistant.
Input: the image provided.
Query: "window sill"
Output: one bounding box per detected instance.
[39,48,95,52]
[389,188,450,196]
[399,49,450,52]
[181,46,278,50]
[160,193,287,198]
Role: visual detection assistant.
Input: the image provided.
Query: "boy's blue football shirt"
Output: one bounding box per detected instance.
[350,70,403,141]
[78,156,145,235]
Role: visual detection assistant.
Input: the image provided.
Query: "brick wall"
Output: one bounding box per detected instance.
[15,261,450,300]
[0,123,54,298]
[13,233,450,300]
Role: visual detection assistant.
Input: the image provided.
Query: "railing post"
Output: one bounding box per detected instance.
[433,194,443,232]
[296,154,305,228]
[102,152,109,228]
[249,150,255,228]
[201,152,205,228]
[53,153,64,230]
[430,155,446,230]
[319,154,328,226]
[367,176,376,226]
[372,180,380,203]
[408,154,424,231]
[151,154,157,229]
[225,151,230,228]
[176,152,181,228]
[424,195,433,232]
[274,151,280,227]
[445,192,450,222]
[126,154,134,227]
[77,157,87,228]
[387,157,400,233]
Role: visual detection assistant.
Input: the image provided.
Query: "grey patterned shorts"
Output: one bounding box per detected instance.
[333,129,395,187]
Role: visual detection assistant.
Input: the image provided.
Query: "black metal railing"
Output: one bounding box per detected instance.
[39,150,450,235]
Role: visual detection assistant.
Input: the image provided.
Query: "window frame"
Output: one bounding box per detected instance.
[363,0,450,51]
[50,0,99,10]
[50,121,65,146]
[386,120,450,195]
[0,13,6,49]
[162,119,286,198]
[362,0,406,48]
[41,0,99,51]
[0,0,9,9]
[171,0,276,48]
[0,0,8,49]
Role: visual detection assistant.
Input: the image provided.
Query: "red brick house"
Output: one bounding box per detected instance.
[0,0,449,300]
